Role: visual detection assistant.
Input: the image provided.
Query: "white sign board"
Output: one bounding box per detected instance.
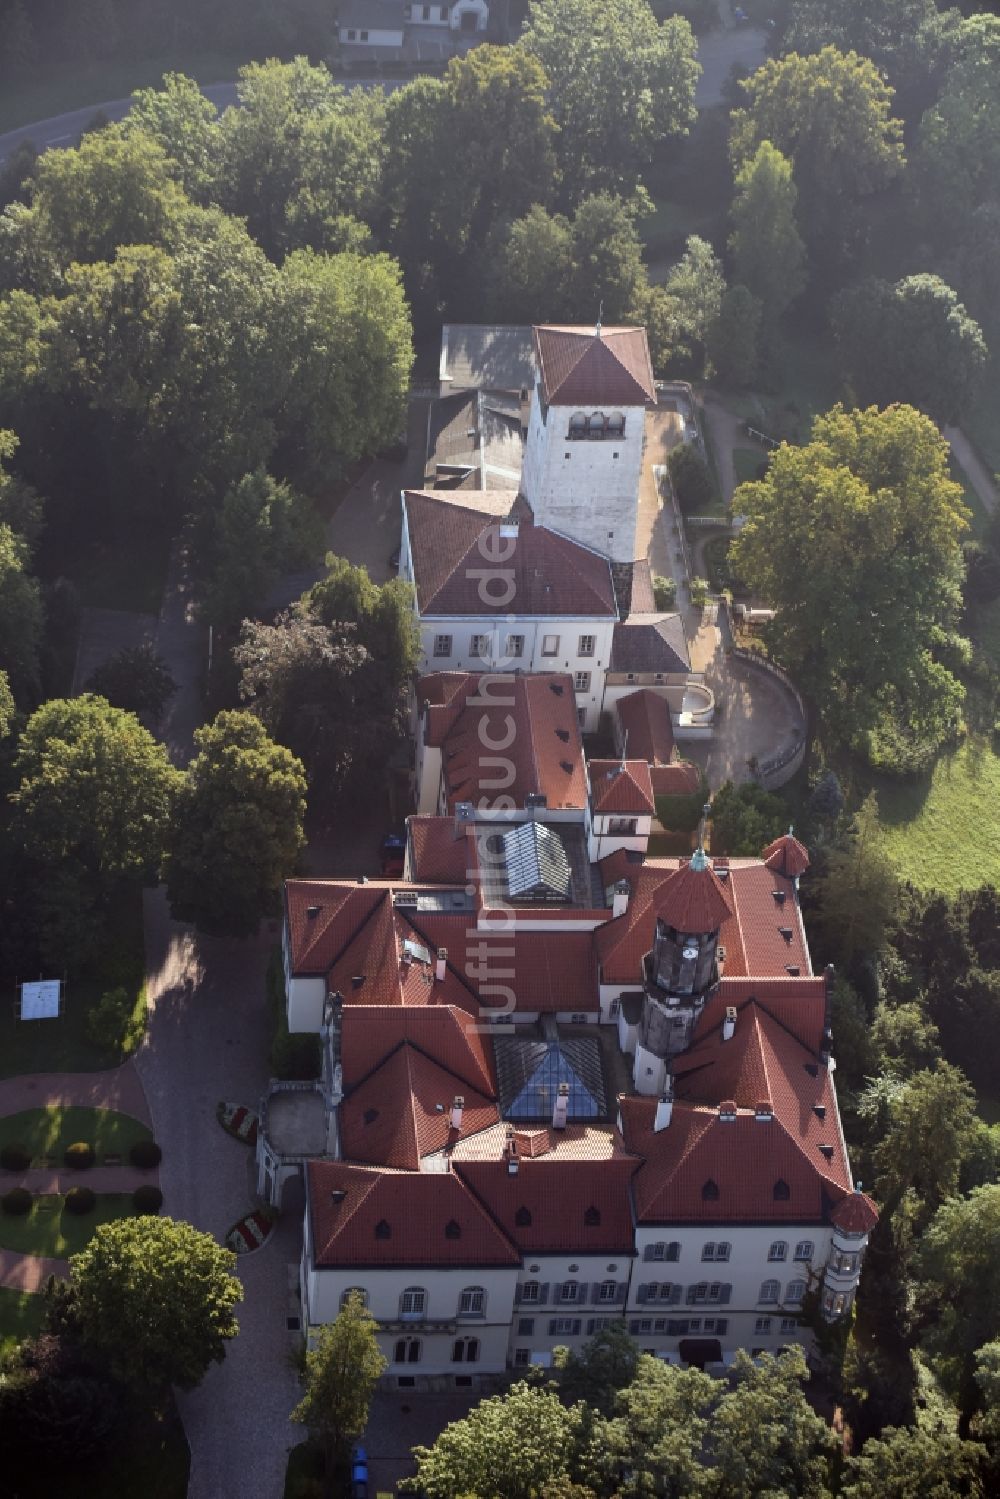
[21,979,61,1020]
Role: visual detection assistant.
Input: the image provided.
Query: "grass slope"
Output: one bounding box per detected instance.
[0,1106,151,1162]
[0,1192,135,1258]
[877,734,1000,894]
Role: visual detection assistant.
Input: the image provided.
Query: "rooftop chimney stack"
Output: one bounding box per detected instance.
[505,1129,519,1175]
[552,1080,570,1131]
[755,1099,773,1123]
[450,1095,464,1131]
[435,948,448,982]
[722,1006,737,1042]
[654,1076,674,1133]
[612,879,630,919]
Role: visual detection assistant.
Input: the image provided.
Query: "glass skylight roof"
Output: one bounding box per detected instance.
[502,822,572,902]
[495,1038,607,1120]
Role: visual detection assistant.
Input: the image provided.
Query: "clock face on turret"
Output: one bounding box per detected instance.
[682,946,699,962]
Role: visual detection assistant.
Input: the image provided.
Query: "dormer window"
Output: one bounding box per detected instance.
[445,1219,461,1240]
[584,1206,601,1227]
[375,1219,391,1240]
[774,1179,791,1202]
[702,1179,720,1201]
[515,1206,532,1227]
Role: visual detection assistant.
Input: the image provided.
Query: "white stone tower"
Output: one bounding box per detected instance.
[520,324,656,565]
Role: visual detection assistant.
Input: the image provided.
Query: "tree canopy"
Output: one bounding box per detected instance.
[728,404,970,770]
[164,711,307,936]
[69,1215,242,1393]
[729,140,805,320]
[291,1291,386,1479]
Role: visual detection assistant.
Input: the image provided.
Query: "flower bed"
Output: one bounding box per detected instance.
[224,1207,276,1255]
[216,1102,259,1146]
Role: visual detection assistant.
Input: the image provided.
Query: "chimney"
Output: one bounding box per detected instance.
[755,1099,773,1123]
[612,879,630,919]
[435,948,448,982]
[454,801,475,839]
[722,1006,737,1042]
[552,1081,570,1131]
[306,904,320,919]
[450,1095,464,1131]
[719,1099,737,1123]
[654,1077,674,1133]
[505,1129,519,1175]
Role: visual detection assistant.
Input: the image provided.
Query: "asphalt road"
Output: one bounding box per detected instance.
[0,29,771,165]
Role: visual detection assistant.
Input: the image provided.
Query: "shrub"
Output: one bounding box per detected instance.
[86,983,146,1056]
[690,576,710,608]
[652,574,677,610]
[2,1186,32,1216]
[64,1142,95,1171]
[64,1186,96,1215]
[129,1139,162,1169]
[0,1142,31,1172]
[132,1184,164,1215]
[668,442,714,515]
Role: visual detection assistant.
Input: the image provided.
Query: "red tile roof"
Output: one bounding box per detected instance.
[406,817,474,884]
[615,689,676,765]
[656,857,734,933]
[340,1004,496,1096]
[698,977,828,1055]
[651,763,704,799]
[326,896,478,1013]
[589,759,655,816]
[831,1191,879,1235]
[533,325,656,407]
[285,880,392,975]
[431,674,587,812]
[403,492,617,617]
[308,1161,520,1267]
[763,833,811,880]
[414,916,601,1015]
[341,1044,498,1169]
[459,1156,638,1253]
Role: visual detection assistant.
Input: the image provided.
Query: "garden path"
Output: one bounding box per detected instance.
[0,1248,68,1291]
[8,1164,158,1193]
[0,1063,150,1125]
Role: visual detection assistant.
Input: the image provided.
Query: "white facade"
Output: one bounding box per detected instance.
[339,24,405,45]
[508,1255,631,1368]
[587,811,652,863]
[283,922,327,1034]
[520,386,646,565]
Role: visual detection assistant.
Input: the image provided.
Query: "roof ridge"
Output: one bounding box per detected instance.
[315,1168,382,1257]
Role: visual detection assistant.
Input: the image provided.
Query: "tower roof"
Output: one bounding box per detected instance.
[533,325,656,407]
[831,1190,879,1235]
[655,855,734,933]
[763,831,811,879]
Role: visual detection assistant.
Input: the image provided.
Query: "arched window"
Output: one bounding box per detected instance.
[569,412,587,439]
[768,1241,788,1262]
[794,1240,814,1261]
[588,411,606,437]
[785,1280,806,1306]
[340,1287,368,1310]
[394,1337,421,1363]
[759,1280,780,1304]
[607,411,625,435]
[459,1286,485,1317]
[453,1337,480,1363]
[400,1287,426,1319]
[773,1179,790,1201]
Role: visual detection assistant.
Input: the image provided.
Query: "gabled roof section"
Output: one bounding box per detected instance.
[458,1156,639,1253]
[308,1161,520,1267]
[421,673,587,812]
[414,916,601,1015]
[589,759,655,817]
[326,895,478,1013]
[341,1044,498,1170]
[340,1003,495,1096]
[615,688,676,765]
[610,615,690,674]
[763,832,811,880]
[406,816,474,884]
[697,977,828,1055]
[656,854,734,934]
[285,880,391,975]
[533,325,656,407]
[403,491,618,618]
[651,763,704,798]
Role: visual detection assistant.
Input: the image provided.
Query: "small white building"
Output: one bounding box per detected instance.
[339,0,406,47]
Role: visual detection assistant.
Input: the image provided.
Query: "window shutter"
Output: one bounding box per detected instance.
[552,1282,562,1304]
[637,1283,648,1304]
[720,1284,732,1305]
[572,1320,582,1336]
[686,1286,697,1305]
[513,1284,522,1306]
[615,1282,626,1304]
[643,1244,654,1262]
[548,1319,558,1336]
[590,1283,602,1304]
[586,1319,595,1335]
[577,1283,589,1302]
[539,1283,550,1304]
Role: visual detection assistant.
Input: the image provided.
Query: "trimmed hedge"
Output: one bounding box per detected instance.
[64,1186,96,1215]
[64,1142,95,1171]
[129,1139,162,1169]
[132,1184,164,1215]
[2,1186,32,1216]
[0,1142,31,1172]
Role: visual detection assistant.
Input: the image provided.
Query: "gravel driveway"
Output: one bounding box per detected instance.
[138,889,303,1499]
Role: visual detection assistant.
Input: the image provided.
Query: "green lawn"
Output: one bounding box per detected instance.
[0,1193,135,1258]
[0,1106,151,1163]
[0,886,146,1078]
[876,734,1000,895]
[733,446,767,486]
[0,1287,44,1357]
[0,49,255,134]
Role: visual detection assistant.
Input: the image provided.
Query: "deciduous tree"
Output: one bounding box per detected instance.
[291,1291,386,1482]
[125,71,221,201]
[875,1062,979,1218]
[84,644,177,723]
[706,283,761,387]
[521,0,699,200]
[729,141,805,319]
[814,794,899,967]
[841,1425,985,1499]
[164,710,307,936]
[200,469,323,628]
[916,1186,1000,1420]
[69,1216,242,1394]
